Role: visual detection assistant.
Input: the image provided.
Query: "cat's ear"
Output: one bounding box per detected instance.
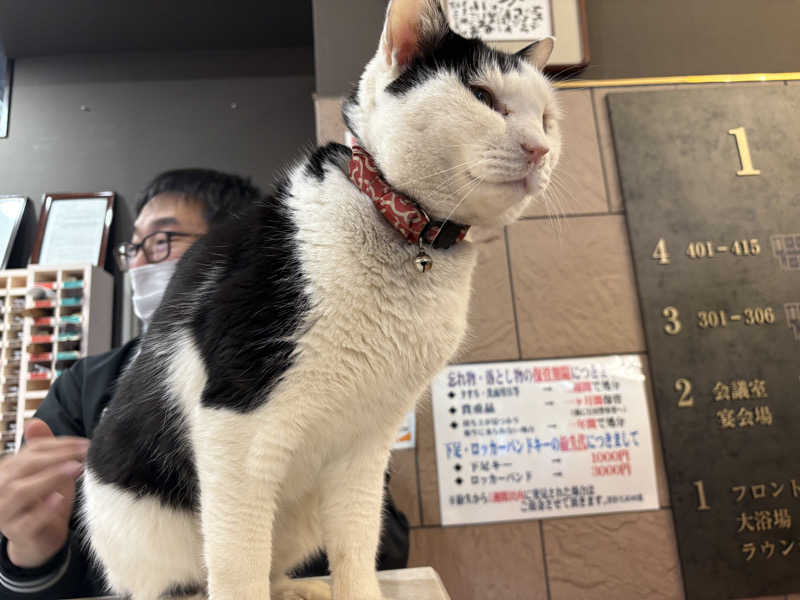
[380,0,448,70]
[517,37,555,71]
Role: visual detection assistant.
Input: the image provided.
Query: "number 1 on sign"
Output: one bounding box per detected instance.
[728,127,761,176]
[693,480,711,511]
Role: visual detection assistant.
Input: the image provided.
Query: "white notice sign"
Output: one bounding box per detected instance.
[393,410,416,450]
[38,199,109,266]
[432,355,660,526]
[447,0,553,42]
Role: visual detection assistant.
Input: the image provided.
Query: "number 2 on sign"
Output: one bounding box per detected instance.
[728,127,761,176]
[675,378,693,407]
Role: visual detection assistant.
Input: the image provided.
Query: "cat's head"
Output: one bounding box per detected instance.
[343,0,561,229]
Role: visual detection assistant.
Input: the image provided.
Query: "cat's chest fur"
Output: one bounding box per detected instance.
[278,147,477,438]
[87,145,480,515]
[166,148,480,505]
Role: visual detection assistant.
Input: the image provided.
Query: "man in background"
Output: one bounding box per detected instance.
[0,169,409,598]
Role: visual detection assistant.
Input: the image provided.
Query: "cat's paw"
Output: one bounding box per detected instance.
[271,579,332,600]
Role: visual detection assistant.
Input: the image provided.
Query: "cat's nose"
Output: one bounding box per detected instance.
[521,143,549,165]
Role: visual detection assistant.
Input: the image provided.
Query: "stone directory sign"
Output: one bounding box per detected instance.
[431,355,659,526]
[608,85,800,599]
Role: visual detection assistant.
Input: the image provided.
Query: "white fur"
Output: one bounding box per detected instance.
[81,470,205,598]
[349,6,561,229]
[84,2,561,599]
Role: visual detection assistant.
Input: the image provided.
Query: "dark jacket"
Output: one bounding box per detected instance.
[0,340,409,599]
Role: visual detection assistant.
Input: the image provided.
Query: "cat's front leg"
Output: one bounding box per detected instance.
[194,407,293,600]
[319,445,390,600]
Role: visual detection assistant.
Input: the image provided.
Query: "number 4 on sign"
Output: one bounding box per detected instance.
[728,127,761,176]
[652,238,670,265]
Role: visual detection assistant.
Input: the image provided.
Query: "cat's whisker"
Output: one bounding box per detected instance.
[544,181,569,220]
[546,195,568,238]
[432,166,479,191]
[440,142,485,149]
[442,172,483,200]
[547,179,576,235]
[539,190,559,235]
[404,157,486,185]
[550,168,581,196]
[551,193,567,236]
[404,158,487,200]
[431,160,489,192]
[547,172,579,217]
[540,186,567,237]
[430,176,484,247]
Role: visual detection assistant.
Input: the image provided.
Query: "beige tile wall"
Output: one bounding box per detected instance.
[524,89,607,218]
[317,82,792,600]
[506,215,645,359]
[543,510,683,600]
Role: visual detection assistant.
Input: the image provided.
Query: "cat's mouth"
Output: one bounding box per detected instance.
[476,178,530,209]
[468,161,539,189]
[495,176,529,192]
[496,173,547,201]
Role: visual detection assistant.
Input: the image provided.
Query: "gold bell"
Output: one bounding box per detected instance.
[415,251,433,272]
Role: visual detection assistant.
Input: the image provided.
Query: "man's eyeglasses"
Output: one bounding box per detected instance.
[115,231,201,271]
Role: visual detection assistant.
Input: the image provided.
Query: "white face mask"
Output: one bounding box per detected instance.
[129,260,178,331]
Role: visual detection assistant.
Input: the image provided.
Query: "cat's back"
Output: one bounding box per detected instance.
[165,142,354,316]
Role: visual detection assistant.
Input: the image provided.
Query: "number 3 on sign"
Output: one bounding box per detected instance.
[728,127,761,176]
[662,306,681,335]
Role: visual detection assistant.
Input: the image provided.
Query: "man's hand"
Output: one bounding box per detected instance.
[0,419,88,568]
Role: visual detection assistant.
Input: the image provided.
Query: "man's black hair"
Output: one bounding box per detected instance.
[135,168,262,224]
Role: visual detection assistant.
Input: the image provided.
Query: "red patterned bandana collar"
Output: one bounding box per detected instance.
[348,143,470,250]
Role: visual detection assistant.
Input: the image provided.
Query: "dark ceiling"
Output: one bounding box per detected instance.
[0,0,313,57]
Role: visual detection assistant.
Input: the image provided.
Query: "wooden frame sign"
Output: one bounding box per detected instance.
[31,192,114,268]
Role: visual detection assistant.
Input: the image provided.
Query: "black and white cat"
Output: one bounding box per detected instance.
[82,1,562,598]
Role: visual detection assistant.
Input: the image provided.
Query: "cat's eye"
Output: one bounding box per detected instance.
[469,86,495,110]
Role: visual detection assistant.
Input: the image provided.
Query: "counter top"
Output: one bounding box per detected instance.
[76,566,451,600]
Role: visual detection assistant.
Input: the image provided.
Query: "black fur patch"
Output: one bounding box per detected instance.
[88,182,310,507]
[341,83,360,140]
[273,171,292,202]
[305,142,352,181]
[87,354,200,510]
[175,197,310,413]
[387,31,523,96]
[159,582,206,598]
